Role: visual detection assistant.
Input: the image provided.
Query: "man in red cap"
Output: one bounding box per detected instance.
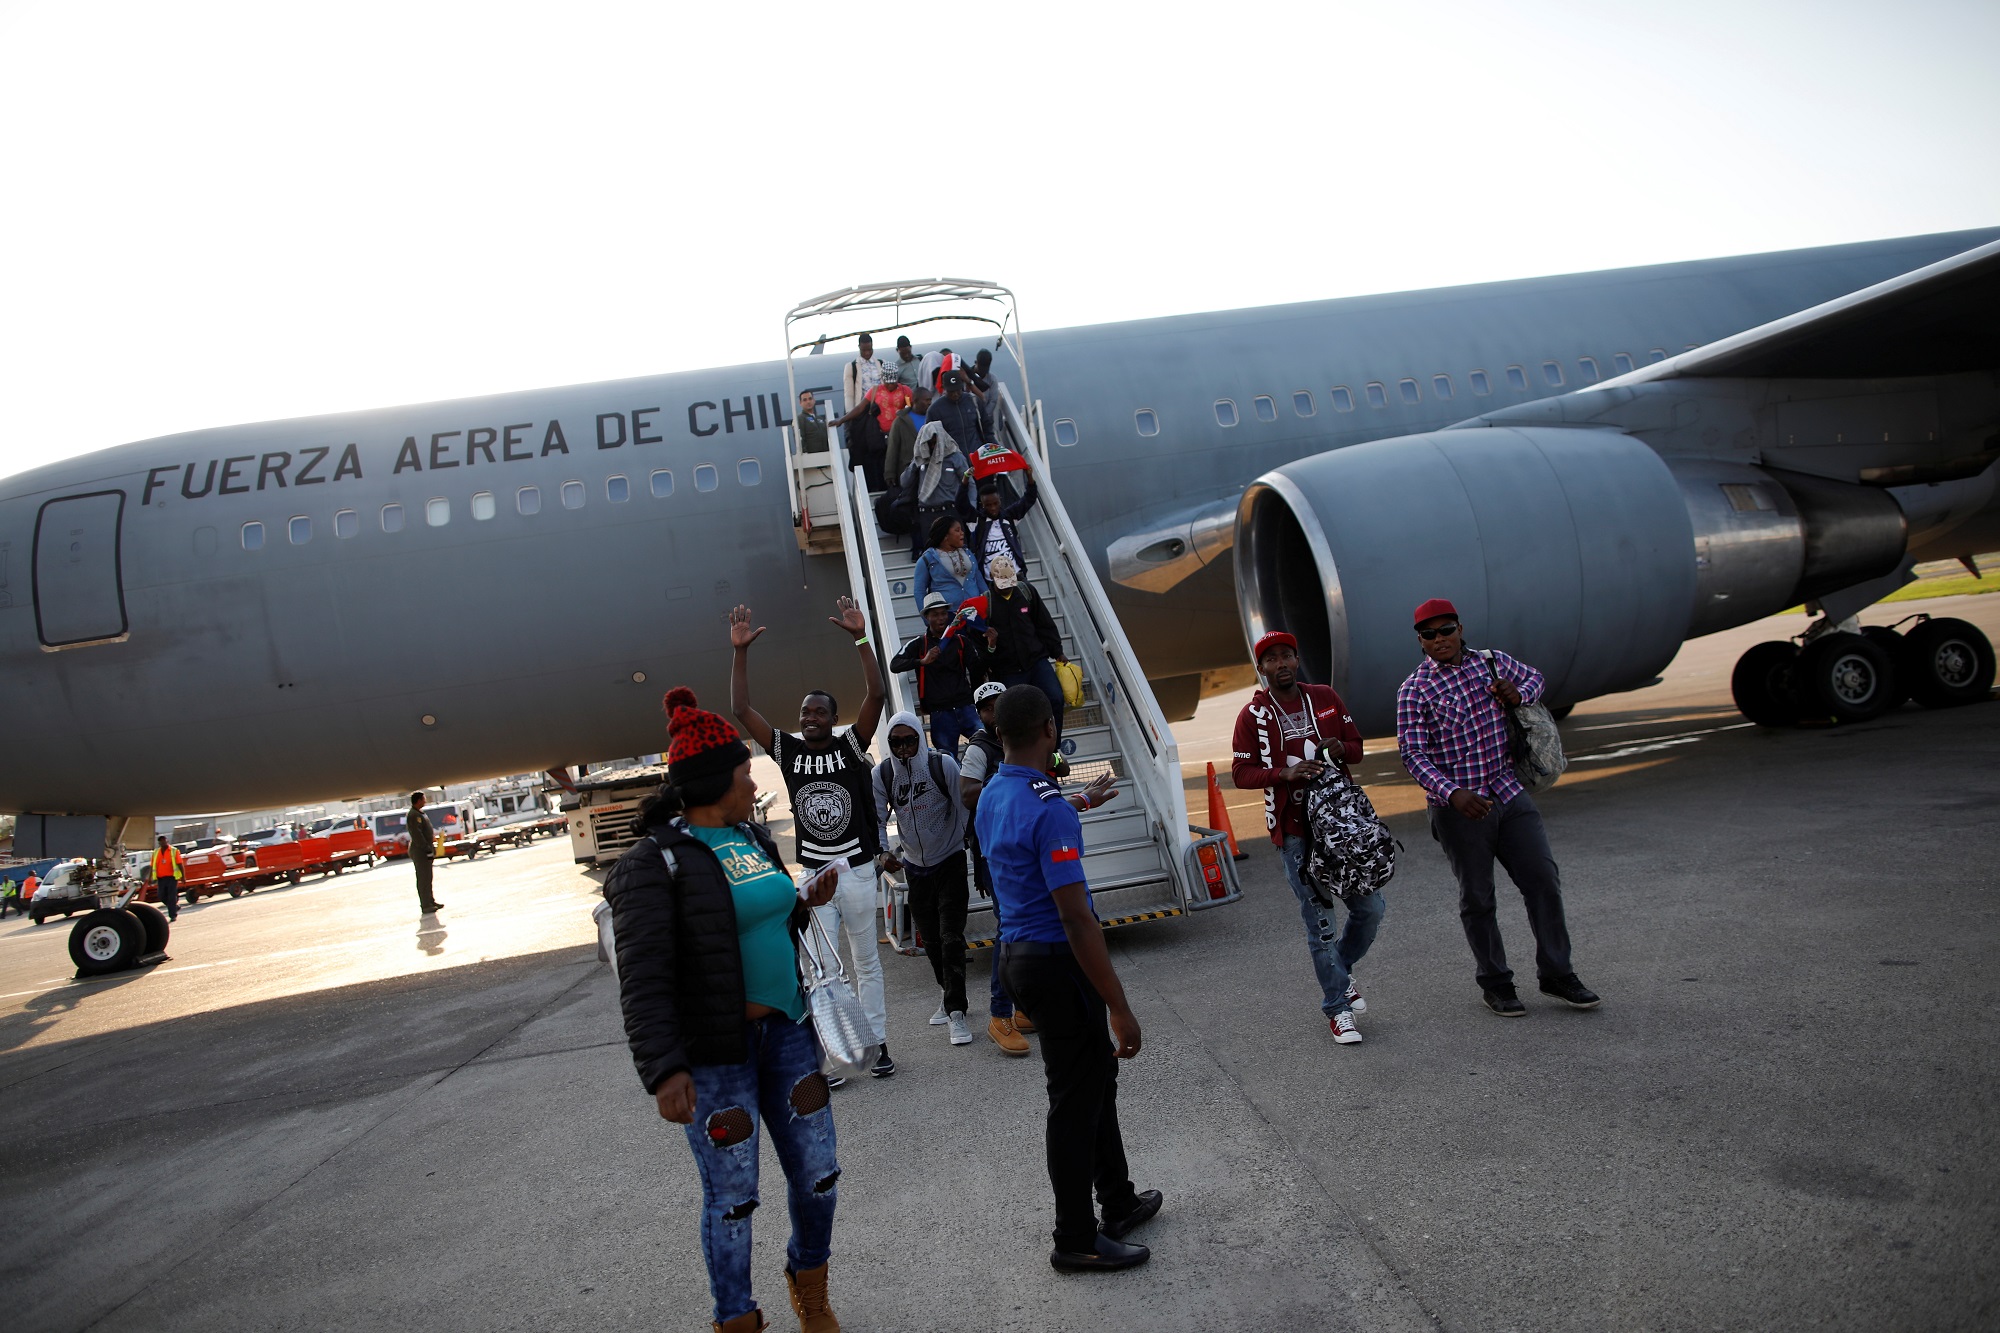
[1396,599,1599,1017]
[1230,629,1379,1044]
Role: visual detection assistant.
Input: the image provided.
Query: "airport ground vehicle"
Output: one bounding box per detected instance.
[28,860,107,924]
[180,825,376,901]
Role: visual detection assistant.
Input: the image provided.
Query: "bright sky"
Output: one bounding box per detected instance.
[3,0,1996,480]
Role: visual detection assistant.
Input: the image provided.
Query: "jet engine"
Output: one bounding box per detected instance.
[1233,426,1921,733]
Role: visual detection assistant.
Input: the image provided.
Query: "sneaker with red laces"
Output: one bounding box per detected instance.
[1330,1010,1363,1044]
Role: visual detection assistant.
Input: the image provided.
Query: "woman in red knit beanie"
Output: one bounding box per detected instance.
[605,687,845,1333]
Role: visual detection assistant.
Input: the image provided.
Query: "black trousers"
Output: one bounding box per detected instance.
[850,416,886,492]
[906,851,969,1014]
[1429,791,1574,988]
[156,876,180,919]
[999,945,1138,1251]
[413,856,437,911]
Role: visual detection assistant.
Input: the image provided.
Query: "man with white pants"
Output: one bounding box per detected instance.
[730,597,896,1078]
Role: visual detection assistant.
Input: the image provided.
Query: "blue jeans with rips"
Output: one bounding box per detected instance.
[681,1014,840,1324]
[1280,835,1387,1019]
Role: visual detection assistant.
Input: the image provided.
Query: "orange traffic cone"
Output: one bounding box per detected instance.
[1206,762,1250,861]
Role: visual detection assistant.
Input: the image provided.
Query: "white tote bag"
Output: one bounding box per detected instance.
[798,910,881,1079]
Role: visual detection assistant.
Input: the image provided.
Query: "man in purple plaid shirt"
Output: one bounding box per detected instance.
[1396,597,1600,1018]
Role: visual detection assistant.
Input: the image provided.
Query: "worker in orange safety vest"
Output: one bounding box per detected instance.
[152,835,188,922]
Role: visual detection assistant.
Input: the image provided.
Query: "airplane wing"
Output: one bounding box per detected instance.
[1595,236,2000,383]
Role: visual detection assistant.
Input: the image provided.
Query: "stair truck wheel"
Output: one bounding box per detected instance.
[69,909,145,975]
[126,901,171,955]
[1903,617,1996,708]
[1731,641,1804,727]
[1795,631,1898,724]
[228,885,244,898]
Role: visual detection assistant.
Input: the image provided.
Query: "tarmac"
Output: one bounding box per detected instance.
[1,595,1996,1332]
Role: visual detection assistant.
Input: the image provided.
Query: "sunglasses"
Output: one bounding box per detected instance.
[888,734,921,750]
[1416,623,1461,641]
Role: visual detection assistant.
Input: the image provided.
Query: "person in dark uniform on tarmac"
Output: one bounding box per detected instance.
[407,791,442,916]
[979,684,1160,1272]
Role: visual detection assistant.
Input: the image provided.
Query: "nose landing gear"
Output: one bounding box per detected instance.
[1731,614,1995,727]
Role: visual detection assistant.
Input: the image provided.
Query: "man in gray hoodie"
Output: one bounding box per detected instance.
[873,710,975,1045]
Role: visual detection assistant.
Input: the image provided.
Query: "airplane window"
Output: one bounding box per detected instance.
[1214,400,1238,428]
[1432,374,1454,400]
[426,497,451,527]
[1649,348,1667,362]
[381,504,405,533]
[1613,352,1635,374]
[1469,370,1491,395]
[1253,396,1277,422]
[1053,418,1079,446]
[561,481,586,509]
[1541,361,1564,387]
[334,509,358,539]
[288,516,311,545]
[694,464,719,492]
[1134,409,1159,437]
[737,459,761,486]
[607,475,630,502]
[471,491,497,521]
[1365,383,1387,409]
[1330,386,1354,412]
[517,486,541,515]
[1398,379,1421,405]
[1578,356,1600,383]
[242,521,265,551]
[1292,391,1314,417]
[650,470,674,498]
[1505,366,1528,392]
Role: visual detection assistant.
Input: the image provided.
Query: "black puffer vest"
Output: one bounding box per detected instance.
[604,818,807,1093]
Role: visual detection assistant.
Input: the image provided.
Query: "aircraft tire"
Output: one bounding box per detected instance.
[69,909,143,975]
[1796,631,1898,724]
[127,901,171,954]
[1731,641,1803,727]
[1903,617,1996,708]
[1859,627,1911,709]
[1550,703,1575,722]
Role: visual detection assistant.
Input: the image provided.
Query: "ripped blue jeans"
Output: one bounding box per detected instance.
[1281,835,1387,1019]
[683,1014,840,1324]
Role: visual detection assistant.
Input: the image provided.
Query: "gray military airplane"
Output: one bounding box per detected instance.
[4,226,1996,853]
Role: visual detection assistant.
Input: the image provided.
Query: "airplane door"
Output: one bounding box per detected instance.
[33,490,129,648]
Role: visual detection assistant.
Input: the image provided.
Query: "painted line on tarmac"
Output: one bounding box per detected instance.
[1568,722,1754,762]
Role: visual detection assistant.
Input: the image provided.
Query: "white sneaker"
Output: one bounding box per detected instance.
[947,1011,973,1045]
[929,999,950,1026]
[1344,979,1367,1015]
[1330,1010,1363,1045]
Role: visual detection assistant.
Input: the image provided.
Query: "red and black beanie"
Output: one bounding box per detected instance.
[662,687,751,784]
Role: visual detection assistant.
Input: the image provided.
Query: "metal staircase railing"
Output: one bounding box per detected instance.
[835,386,1241,956]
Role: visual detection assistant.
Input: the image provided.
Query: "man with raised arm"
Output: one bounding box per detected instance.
[981,683,1159,1273]
[729,597,897,1079]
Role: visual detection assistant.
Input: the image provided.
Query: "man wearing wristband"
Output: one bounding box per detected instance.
[981,684,1160,1272]
[730,596,898,1078]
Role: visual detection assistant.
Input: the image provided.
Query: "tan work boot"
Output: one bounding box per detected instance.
[988,1014,1030,1056]
[785,1262,840,1333]
[713,1309,766,1333]
[1012,1009,1036,1034]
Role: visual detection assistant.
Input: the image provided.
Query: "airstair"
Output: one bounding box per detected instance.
[779,281,1242,952]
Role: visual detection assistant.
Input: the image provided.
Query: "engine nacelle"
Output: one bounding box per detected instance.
[1234,427,1916,732]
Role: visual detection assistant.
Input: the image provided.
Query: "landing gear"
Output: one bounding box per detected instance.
[1901,617,1996,708]
[69,909,144,976]
[1731,641,1803,727]
[1732,616,1994,727]
[1794,631,1898,723]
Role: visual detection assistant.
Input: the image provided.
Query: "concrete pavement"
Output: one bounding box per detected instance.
[1,597,1997,1331]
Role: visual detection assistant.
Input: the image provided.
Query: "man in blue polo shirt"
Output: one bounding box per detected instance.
[978,684,1161,1273]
